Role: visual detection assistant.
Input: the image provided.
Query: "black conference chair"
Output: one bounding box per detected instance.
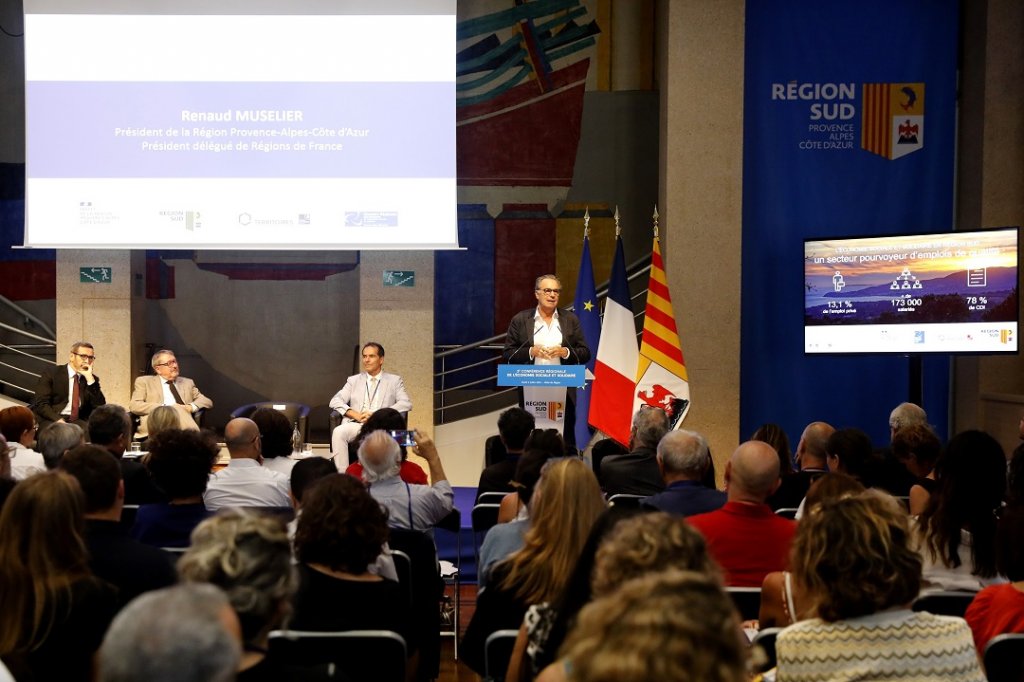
[230,401,310,442]
[984,633,1024,682]
[607,493,645,508]
[751,627,782,674]
[726,586,763,621]
[471,503,501,566]
[483,629,519,682]
[911,590,974,618]
[268,629,407,682]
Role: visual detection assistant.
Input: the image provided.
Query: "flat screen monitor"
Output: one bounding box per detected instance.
[804,227,1019,354]
[22,0,458,250]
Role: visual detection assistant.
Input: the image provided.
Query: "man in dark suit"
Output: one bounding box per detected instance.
[502,275,591,365]
[644,429,726,516]
[89,404,166,505]
[30,340,106,429]
[503,275,591,449]
[599,407,670,496]
[59,444,176,608]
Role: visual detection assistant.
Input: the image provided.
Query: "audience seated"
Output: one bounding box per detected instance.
[598,407,669,497]
[643,429,725,516]
[145,404,182,441]
[0,434,16,510]
[497,428,567,523]
[689,440,795,587]
[36,420,84,469]
[178,510,305,681]
[891,423,941,515]
[290,474,413,648]
[478,449,547,588]
[205,417,291,511]
[89,404,166,504]
[824,427,875,487]
[0,471,118,681]
[966,505,1024,655]
[536,570,747,682]
[133,429,218,548]
[520,511,720,680]
[99,583,242,682]
[461,458,606,675]
[345,408,427,484]
[914,429,1006,591]
[759,473,864,629]
[250,407,298,477]
[767,421,833,510]
[361,429,452,534]
[0,406,45,480]
[750,422,793,478]
[871,401,928,496]
[775,490,985,681]
[59,444,176,607]
[476,407,535,502]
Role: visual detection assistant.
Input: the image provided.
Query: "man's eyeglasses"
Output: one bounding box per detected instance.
[154,360,179,368]
[72,352,96,361]
[537,288,561,295]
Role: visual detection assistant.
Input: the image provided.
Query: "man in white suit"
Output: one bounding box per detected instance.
[329,342,412,463]
[130,349,213,437]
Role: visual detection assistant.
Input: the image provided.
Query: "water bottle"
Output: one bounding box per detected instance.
[291,421,302,454]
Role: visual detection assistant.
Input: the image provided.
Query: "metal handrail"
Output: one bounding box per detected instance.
[433,253,652,423]
[0,299,57,400]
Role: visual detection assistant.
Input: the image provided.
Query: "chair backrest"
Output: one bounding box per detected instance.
[387,527,443,680]
[268,629,406,682]
[751,627,782,673]
[775,507,799,519]
[726,586,762,621]
[608,493,645,508]
[484,629,520,682]
[230,401,311,442]
[390,548,414,610]
[911,590,975,618]
[477,491,508,505]
[984,633,1024,682]
[120,503,140,531]
[472,503,501,534]
[484,435,507,468]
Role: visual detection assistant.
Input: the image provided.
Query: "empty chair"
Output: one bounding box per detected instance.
[727,586,763,621]
[484,629,519,682]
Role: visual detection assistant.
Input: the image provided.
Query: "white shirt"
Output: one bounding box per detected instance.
[62,364,77,417]
[360,371,384,411]
[9,443,46,480]
[263,455,297,477]
[204,458,291,511]
[531,308,564,365]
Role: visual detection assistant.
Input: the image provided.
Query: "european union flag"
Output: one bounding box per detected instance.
[573,235,601,449]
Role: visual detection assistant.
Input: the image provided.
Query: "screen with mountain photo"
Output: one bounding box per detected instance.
[804,227,1018,354]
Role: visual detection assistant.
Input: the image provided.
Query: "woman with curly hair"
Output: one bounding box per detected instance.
[0,470,118,681]
[538,570,746,682]
[290,473,411,646]
[461,457,606,675]
[891,423,942,515]
[914,429,1006,591]
[776,490,984,681]
[178,509,296,681]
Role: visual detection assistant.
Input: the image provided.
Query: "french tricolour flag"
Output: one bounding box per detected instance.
[589,235,639,446]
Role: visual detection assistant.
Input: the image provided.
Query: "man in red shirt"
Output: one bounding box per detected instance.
[688,440,795,587]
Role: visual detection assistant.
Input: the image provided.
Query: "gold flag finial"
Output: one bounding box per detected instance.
[614,205,621,237]
[583,206,590,238]
[653,205,659,239]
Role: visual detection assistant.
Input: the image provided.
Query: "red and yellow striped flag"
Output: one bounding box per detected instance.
[634,236,691,429]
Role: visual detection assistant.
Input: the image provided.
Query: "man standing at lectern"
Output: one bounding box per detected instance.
[130,349,213,437]
[329,342,412,462]
[31,341,106,429]
[503,275,591,365]
[503,275,591,449]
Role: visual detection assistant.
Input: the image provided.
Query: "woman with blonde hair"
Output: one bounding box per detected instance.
[461,457,606,675]
[178,509,296,680]
[538,570,746,682]
[0,470,118,681]
[144,404,181,440]
[775,490,984,681]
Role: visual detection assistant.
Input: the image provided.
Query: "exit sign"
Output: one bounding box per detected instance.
[383,270,415,287]
[80,267,112,283]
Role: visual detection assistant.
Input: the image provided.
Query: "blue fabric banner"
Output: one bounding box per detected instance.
[741,0,958,445]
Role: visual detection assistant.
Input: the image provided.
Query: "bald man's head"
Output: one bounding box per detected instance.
[726,440,781,502]
[224,418,261,459]
[796,421,835,470]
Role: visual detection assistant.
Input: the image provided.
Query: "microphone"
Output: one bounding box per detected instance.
[505,322,544,363]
